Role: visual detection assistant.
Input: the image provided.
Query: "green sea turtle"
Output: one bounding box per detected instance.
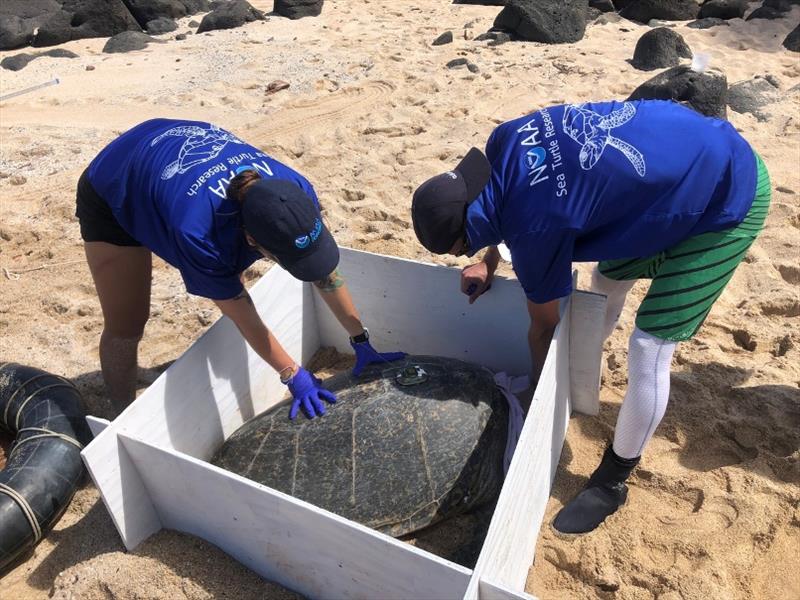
[150,124,245,180]
[211,356,509,538]
[562,102,646,176]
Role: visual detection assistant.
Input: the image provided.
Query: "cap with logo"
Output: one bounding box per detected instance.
[241,178,339,282]
[411,147,492,254]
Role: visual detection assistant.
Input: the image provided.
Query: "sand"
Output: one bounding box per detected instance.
[0,0,798,598]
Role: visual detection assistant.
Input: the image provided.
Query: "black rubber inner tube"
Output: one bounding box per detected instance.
[0,362,91,576]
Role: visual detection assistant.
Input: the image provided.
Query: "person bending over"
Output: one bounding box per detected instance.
[77,119,404,419]
[411,99,769,534]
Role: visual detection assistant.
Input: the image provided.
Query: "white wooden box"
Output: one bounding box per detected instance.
[82,248,605,600]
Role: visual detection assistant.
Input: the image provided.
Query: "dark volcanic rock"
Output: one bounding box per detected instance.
[493,0,587,44]
[454,0,506,4]
[433,31,454,45]
[123,0,214,27]
[447,57,469,68]
[698,0,748,19]
[745,5,786,19]
[32,11,75,46]
[628,65,728,118]
[274,0,324,19]
[0,1,57,49]
[488,32,512,45]
[728,75,781,120]
[102,30,163,52]
[182,0,211,11]
[122,0,185,26]
[589,0,616,11]
[475,30,512,44]
[688,16,730,28]
[0,48,78,71]
[631,27,692,70]
[763,0,797,11]
[31,0,141,48]
[784,24,800,52]
[620,0,700,23]
[474,30,503,40]
[197,0,264,31]
[596,12,623,24]
[146,16,178,33]
[0,15,34,50]
[0,0,62,21]
[586,7,603,20]
[40,47,79,59]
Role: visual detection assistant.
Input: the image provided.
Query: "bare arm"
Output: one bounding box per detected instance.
[313,268,365,338]
[214,290,296,378]
[482,245,501,272]
[461,245,501,303]
[527,299,561,381]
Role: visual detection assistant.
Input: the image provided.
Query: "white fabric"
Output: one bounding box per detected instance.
[497,243,512,262]
[613,327,677,459]
[591,266,636,341]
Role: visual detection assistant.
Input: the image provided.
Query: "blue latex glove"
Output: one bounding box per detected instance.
[351,340,406,377]
[287,367,337,420]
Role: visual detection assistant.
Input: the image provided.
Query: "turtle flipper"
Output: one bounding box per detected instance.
[599,102,636,130]
[161,160,180,180]
[150,126,207,146]
[607,136,646,176]
[208,123,246,145]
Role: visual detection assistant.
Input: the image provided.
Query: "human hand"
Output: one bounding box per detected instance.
[286,367,337,420]
[351,340,406,377]
[461,261,494,304]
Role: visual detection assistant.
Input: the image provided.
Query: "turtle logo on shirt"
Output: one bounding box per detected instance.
[562,103,646,177]
[150,125,246,180]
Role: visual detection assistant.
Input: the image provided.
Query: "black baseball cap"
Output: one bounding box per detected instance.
[241,179,339,281]
[411,147,492,254]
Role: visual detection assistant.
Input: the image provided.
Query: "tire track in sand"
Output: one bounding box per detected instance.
[2,82,395,225]
[246,80,396,146]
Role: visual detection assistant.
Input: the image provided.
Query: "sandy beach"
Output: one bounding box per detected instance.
[1,1,799,598]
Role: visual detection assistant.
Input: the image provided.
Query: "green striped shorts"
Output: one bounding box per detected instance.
[598,153,771,342]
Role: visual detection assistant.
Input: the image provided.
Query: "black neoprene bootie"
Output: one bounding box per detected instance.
[552,446,640,535]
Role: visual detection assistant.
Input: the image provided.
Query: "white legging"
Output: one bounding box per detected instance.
[591,267,677,460]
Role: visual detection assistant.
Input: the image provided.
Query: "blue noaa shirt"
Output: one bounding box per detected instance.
[87,119,319,299]
[466,100,757,303]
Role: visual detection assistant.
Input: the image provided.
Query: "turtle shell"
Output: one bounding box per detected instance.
[211,355,508,538]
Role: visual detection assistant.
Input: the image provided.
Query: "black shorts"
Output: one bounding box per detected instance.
[75,169,141,246]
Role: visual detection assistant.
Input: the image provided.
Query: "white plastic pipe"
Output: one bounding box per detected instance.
[0,77,60,102]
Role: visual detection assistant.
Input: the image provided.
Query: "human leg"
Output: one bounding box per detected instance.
[615,155,770,452]
[613,328,677,458]
[77,169,152,414]
[591,266,637,341]
[84,242,152,415]
[554,154,771,534]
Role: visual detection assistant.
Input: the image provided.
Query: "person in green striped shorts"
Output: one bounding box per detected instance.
[411,99,770,535]
[598,156,770,342]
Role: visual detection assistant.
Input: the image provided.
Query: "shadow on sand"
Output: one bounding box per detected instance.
[549,359,799,506]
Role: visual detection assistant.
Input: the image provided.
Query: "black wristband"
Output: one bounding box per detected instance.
[350,330,369,344]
